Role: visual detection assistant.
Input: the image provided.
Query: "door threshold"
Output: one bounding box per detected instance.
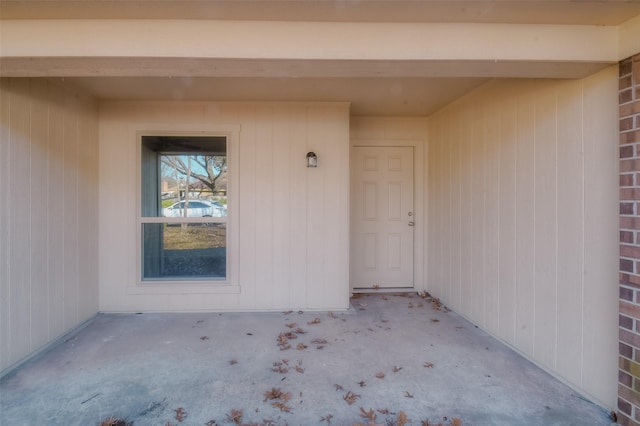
[352,287,416,294]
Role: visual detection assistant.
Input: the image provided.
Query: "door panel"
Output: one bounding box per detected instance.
[351,146,414,288]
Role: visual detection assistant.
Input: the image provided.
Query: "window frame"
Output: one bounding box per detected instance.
[132,127,240,295]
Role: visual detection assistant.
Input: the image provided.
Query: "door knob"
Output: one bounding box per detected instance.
[408,221,415,226]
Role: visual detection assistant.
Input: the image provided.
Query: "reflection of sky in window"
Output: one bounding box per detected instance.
[163,155,200,183]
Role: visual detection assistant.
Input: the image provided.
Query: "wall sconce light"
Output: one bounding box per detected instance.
[306,151,318,168]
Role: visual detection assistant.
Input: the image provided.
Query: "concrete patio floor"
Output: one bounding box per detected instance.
[1,293,615,426]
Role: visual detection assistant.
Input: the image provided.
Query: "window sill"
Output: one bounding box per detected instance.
[128,282,241,295]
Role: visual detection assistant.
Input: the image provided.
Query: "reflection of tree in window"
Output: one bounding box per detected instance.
[162,155,227,197]
[140,135,227,281]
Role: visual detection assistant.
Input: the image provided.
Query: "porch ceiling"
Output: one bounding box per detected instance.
[2,1,639,116]
[51,76,491,117]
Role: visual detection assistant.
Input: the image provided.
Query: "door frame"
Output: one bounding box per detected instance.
[350,139,425,294]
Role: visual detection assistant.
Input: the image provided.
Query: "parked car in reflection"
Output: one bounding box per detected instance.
[162,200,226,218]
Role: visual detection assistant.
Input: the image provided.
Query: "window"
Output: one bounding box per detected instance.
[140,135,228,281]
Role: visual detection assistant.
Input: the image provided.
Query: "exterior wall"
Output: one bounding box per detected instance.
[349,117,428,292]
[618,52,640,426]
[0,78,99,374]
[427,67,619,408]
[99,101,350,312]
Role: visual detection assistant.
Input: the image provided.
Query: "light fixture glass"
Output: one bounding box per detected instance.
[306,151,317,168]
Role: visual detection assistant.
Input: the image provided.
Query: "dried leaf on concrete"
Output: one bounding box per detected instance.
[308,318,322,325]
[277,332,293,351]
[263,387,292,402]
[431,297,442,310]
[359,407,376,421]
[320,414,333,424]
[174,407,187,422]
[343,391,361,405]
[99,418,132,426]
[375,372,385,379]
[226,409,243,425]
[277,333,288,345]
[272,401,293,412]
[271,361,289,374]
[397,411,411,426]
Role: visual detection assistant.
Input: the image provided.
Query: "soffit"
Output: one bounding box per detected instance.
[52,76,489,116]
[2,0,640,25]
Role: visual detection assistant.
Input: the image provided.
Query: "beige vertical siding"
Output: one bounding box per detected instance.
[0,78,99,374]
[99,101,350,312]
[427,67,619,408]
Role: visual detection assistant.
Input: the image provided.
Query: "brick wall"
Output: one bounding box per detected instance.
[620,53,640,426]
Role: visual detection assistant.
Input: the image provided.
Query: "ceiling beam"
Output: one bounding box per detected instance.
[0,20,617,62]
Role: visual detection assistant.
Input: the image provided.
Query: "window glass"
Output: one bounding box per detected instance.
[142,223,227,279]
[140,135,227,281]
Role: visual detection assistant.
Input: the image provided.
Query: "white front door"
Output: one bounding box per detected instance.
[351,146,414,289]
